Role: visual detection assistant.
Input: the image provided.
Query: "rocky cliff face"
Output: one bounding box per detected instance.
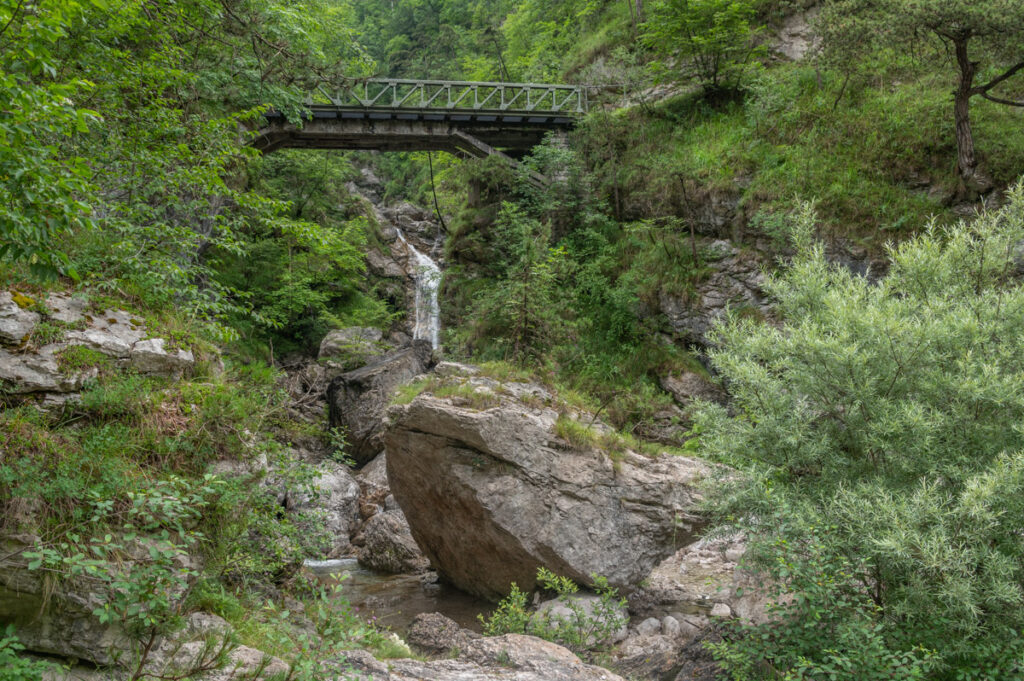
[383,367,716,601]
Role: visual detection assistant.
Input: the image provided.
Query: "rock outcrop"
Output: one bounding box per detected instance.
[0,290,197,400]
[327,340,434,465]
[384,372,715,600]
[659,241,771,346]
[338,634,627,681]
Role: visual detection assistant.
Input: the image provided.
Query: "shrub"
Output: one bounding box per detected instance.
[696,185,1024,679]
[479,568,627,656]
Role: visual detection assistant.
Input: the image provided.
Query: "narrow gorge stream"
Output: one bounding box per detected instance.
[306,559,490,635]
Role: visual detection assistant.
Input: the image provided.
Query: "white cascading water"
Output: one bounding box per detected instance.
[396,230,441,349]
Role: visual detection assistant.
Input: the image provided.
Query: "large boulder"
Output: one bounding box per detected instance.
[327,341,434,465]
[383,375,714,600]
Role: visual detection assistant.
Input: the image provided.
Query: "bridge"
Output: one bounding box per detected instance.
[254,78,588,160]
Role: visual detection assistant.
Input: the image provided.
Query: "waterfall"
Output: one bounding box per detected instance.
[396,230,441,349]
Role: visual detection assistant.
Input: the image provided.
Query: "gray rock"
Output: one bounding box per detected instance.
[319,327,386,366]
[659,372,728,409]
[627,535,766,626]
[66,328,133,358]
[339,635,627,680]
[661,616,681,639]
[291,462,361,556]
[774,7,819,61]
[635,617,662,638]
[45,293,88,324]
[710,603,732,618]
[0,345,95,394]
[367,248,407,279]
[357,509,430,574]
[659,245,771,346]
[0,291,39,346]
[384,380,714,600]
[130,338,195,377]
[327,340,434,465]
[406,612,476,655]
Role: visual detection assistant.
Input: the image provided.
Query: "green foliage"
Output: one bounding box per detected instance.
[0,0,97,279]
[0,626,58,680]
[696,185,1024,680]
[554,415,601,449]
[456,202,569,363]
[55,345,110,373]
[479,568,628,656]
[644,0,765,95]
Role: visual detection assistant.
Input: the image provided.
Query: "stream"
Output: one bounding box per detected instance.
[306,559,491,635]
[396,230,441,349]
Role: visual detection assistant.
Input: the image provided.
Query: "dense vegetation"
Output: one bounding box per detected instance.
[2,0,1024,679]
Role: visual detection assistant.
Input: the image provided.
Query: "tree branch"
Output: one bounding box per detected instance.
[979,92,1024,107]
[971,59,1024,96]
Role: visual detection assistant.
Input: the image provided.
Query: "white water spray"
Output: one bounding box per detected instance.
[396,230,441,349]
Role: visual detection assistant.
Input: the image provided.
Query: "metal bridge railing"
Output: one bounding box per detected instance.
[315,78,588,114]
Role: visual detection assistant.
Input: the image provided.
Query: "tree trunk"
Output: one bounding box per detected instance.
[953,36,993,196]
[635,0,644,23]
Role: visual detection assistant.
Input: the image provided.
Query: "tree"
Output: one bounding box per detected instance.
[817,0,1024,196]
[462,202,567,363]
[642,0,764,97]
[695,185,1024,679]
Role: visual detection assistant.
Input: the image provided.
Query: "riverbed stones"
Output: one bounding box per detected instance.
[327,340,434,465]
[383,374,715,600]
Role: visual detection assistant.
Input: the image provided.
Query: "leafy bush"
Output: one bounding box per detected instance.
[479,568,627,656]
[696,186,1024,679]
[0,627,57,681]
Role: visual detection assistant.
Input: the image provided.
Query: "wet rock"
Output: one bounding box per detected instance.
[327,340,435,465]
[384,376,715,600]
[357,509,430,574]
[406,612,477,655]
[130,338,195,377]
[0,292,39,345]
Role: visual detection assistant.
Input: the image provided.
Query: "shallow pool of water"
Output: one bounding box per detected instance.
[304,558,492,635]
